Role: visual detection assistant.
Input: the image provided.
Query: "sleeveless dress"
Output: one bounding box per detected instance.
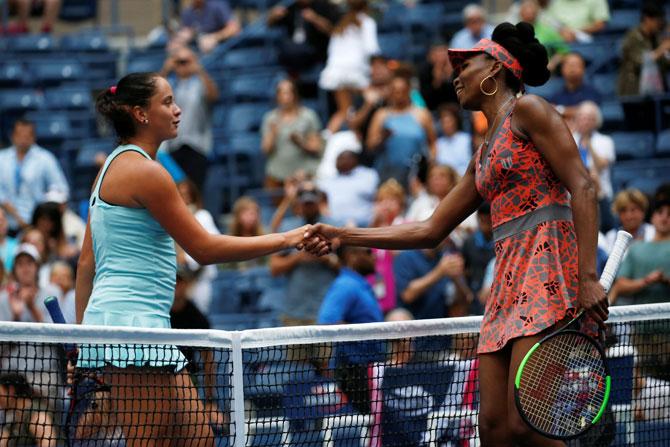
[475,105,580,354]
[79,145,187,371]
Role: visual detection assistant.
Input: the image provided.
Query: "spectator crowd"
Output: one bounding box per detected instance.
[0,0,669,437]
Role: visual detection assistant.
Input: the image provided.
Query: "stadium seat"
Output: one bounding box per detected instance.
[611,159,670,194]
[220,47,278,70]
[656,129,670,157]
[30,59,85,85]
[23,113,72,148]
[44,86,92,109]
[378,4,406,33]
[634,421,670,445]
[0,89,44,116]
[600,100,625,130]
[0,62,27,87]
[59,0,98,21]
[60,31,108,52]
[126,53,165,74]
[605,9,639,35]
[525,76,563,99]
[593,73,618,97]
[378,33,412,61]
[215,103,269,134]
[611,131,655,160]
[6,34,56,52]
[571,41,620,75]
[226,72,282,101]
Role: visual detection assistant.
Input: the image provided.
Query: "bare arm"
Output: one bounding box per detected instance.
[418,108,437,160]
[211,19,241,42]
[135,163,316,265]
[582,20,606,34]
[366,109,388,151]
[614,270,665,296]
[512,94,607,325]
[75,217,94,324]
[31,411,56,447]
[401,266,445,304]
[197,66,220,103]
[269,252,304,276]
[309,158,483,251]
[261,120,279,155]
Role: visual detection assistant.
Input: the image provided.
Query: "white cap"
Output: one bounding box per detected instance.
[44,189,69,204]
[14,243,41,264]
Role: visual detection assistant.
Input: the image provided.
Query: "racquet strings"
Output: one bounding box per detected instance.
[517,333,607,437]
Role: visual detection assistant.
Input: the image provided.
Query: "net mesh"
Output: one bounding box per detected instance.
[0,304,668,447]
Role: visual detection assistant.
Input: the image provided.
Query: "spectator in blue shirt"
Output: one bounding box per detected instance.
[0,119,69,236]
[548,52,602,122]
[450,4,495,50]
[318,245,383,413]
[394,246,471,320]
[0,209,18,273]
[171,0,240,53]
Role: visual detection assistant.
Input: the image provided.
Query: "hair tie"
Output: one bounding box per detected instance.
[109,86,117,95]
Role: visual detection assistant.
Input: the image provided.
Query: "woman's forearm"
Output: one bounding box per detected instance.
[339,221,437,250]
[571,179,599,282]
[75,260,95,324]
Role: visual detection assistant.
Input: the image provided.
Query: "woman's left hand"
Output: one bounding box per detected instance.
[578,277,608,329]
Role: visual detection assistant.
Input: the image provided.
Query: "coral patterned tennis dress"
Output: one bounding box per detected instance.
[475,101,579,354]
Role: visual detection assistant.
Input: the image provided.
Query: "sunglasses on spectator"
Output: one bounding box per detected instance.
[175,59,191,65]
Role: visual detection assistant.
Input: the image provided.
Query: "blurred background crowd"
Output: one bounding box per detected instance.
[0,0,668,335]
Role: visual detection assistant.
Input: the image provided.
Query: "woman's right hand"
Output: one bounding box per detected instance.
[284,225,329,254]
[304,223,343,256]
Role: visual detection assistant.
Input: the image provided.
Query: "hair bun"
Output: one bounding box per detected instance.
[491,22,550,87]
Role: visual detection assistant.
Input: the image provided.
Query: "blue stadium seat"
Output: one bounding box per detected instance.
[378,4,406,33]
[611,159,670,194]
[126,52,165,73]
[600,100,625,130]
[226,73,282,101]
[220,47,278,70]
[6,34,56,52]
[378,33,411,61]
[44,86,92,109]
[215,103,269,134]
[525,76,563,99]
[605,10,639,35]
[73,139,114,168]
[0,89,44,111]
[656,129,670,157]
[570,40,620,75]
[59,0,98,21]
[406,3,445,32]
[611,131,655,160]
[0,62,27,87]
[60,31,108,52]
[30,59,85,85]
[23,113,72,147]
[634,421,670,445]
[593,73,617,97]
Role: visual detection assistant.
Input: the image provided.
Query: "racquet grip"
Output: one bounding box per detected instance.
[44,296,77,356]
[599,230,633,293]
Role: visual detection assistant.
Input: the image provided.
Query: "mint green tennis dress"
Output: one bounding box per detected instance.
[79,145,187,371]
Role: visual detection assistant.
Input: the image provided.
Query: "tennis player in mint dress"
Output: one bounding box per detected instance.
[76,72,324,447]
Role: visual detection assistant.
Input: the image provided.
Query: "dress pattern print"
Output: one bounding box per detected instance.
[474,107,580,354]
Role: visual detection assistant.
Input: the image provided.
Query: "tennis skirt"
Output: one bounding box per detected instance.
[478,220,580,354]
[78,310,188,372]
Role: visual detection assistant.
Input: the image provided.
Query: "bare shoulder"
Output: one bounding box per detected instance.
[513,94,558,133]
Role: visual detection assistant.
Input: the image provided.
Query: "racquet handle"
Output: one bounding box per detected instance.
[599,230,633,293]
[44,296,77,356]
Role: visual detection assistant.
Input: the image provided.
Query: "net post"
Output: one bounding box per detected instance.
[231,331,247,447]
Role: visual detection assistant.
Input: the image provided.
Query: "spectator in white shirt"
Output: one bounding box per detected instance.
[450,4,495,50]
[0,119,69,235]
[318,149,379,227]
[435,104,472,177]
[572,101,616,232]
[319,0,380,134]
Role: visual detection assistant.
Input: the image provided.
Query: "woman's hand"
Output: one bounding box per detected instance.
[579,277,608,329]
[305,223,342,256]
[284,225,329,254]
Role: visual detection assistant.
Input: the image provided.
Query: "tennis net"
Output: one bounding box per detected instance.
[0,303,669,446]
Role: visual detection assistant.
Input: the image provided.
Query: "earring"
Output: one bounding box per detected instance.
[480,76,498,96]
[143,119,149,124]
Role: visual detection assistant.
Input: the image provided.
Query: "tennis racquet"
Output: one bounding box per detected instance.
[44,296,126,447]
[513,230,633,440]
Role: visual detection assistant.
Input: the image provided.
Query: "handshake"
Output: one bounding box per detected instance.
[288,223,340,257]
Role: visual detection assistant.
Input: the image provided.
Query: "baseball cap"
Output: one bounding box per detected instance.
[14,243,41,263]
[298,188,320,203]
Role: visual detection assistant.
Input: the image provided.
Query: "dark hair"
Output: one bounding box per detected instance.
[96,72,159,141]
[31,201,63,241]
[438,103,463,130]
[491,22,550,92]
[0,373,34,398]
[12,118,35,131]
[641,1,664,19]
